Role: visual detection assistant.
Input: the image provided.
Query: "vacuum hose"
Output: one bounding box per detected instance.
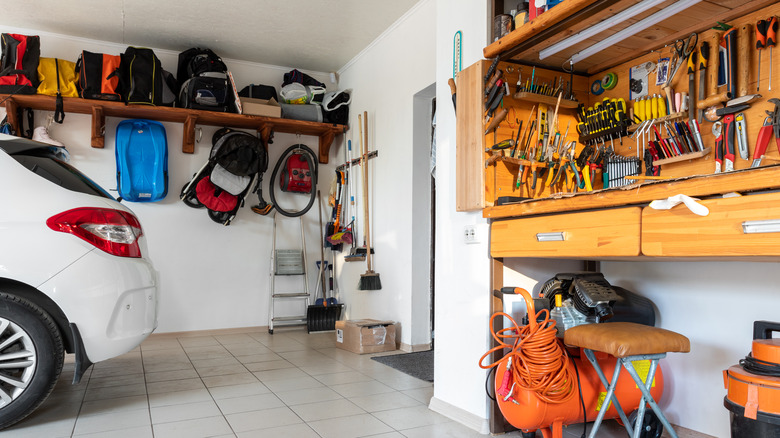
[268,143,318,217]
[479,287,575,404]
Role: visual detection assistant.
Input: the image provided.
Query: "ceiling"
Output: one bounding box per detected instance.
[0,0,420,73]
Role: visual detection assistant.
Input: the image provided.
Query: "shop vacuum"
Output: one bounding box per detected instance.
[724,321,780,438]
[481,273,665,438]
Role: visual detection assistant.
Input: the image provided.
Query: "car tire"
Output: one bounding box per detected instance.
[0,293,64,430]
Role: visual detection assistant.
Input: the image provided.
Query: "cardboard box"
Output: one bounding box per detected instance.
[239,96,281,118]
[335,319,398,354]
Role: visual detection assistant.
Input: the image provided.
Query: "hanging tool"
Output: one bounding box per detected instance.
[757,17,778,92]
[448,78,457,113]
[485,70,504,97]
[751,99,780,168]
[687,50,697,121]
[484,56,500,84]
[665,33,698,88]
[723,28,737,97]
[722,114,736,172]
[485,108,508,135]
[751,116,775,168]
[735,112,748,160]
[698,41,709,123]
[738,23,751,97]
[713,121,724,173]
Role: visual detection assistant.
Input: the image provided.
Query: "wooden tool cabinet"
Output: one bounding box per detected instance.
[473,0,780,433]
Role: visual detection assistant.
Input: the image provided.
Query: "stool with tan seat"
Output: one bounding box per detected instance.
[564,322,690,438]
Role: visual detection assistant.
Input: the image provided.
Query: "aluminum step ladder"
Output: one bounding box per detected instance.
[268,212,310,334]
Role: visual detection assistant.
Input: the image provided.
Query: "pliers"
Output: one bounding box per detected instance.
[752,99,780,168]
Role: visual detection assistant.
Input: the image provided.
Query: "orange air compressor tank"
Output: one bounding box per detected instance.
[496,349,665,436]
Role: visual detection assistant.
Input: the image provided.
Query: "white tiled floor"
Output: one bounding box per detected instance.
[0,327,701,438]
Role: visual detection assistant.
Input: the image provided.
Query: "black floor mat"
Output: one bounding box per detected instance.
[371,350,433,382]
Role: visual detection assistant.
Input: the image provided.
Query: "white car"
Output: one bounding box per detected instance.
[0,133,158,428]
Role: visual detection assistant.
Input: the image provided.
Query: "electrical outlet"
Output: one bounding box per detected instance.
[464,225,478,244]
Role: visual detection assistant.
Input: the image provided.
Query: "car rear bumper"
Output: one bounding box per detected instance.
[38,249,158,363]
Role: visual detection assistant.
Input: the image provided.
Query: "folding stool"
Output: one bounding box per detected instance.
[564,322,690,438]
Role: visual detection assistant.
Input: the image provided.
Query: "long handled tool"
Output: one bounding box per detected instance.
[358,111,381,290]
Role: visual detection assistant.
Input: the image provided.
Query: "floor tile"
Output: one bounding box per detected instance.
[178,336,221,347]
[314,370,374,386]
[349,391,423,412]
[152,416,233,438]
[215,393,285,415]
[330,380,396,398]
[208,382,271,400]
[73,408,150,435]
[144,368,200,383]
[196,364,249,377]
[150,400,221,424]
[86,373,145,389]
[372,405,450,430]
[72,425,153,438]
[401,386,433,404]
[399,421,490,438]
[146,377,205,394]
[83,383,147,401]
[202,372,259,388]
[308,413,394,438]
[237,422,320,438]
[275,386,343,405]
[142,360,194,374]
[253,367,308,381]
[236,352,283,364]
[190,356,240,368]
[244,359,295,372]
[148,388,213,407]
[225,406,303,432]
[261,375,324,392]
[79,395,149,416]
[290,398,366,421]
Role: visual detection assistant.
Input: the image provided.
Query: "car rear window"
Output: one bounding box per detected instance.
[12,154,114,200]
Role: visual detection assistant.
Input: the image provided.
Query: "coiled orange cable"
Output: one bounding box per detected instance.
[479,287,575,404]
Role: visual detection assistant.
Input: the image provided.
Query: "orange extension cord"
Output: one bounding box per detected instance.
[479,288,575,404]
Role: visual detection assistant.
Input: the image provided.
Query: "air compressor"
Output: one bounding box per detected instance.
[481,274,666,438]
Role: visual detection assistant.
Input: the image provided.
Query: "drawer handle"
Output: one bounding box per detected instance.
[536,232,565,242]
[742,219,780,234]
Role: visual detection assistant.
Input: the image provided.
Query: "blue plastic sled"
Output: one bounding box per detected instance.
[115,119,168,202]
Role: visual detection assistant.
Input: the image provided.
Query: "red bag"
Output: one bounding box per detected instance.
[0,33,40,94]
[196,176,237,212]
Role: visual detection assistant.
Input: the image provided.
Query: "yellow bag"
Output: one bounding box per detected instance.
[37,58,78,97]
[37,58,77,123]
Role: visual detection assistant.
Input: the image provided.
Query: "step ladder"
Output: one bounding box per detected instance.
[268,212,310,334]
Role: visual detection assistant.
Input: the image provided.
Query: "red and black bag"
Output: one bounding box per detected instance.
[0,33,40,94]
[75,51,122,101]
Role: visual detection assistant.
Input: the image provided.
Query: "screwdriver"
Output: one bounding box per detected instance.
[757,17,778,91]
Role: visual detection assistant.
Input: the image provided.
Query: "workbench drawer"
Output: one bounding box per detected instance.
[491,207,641,258]
[642,192,780,257]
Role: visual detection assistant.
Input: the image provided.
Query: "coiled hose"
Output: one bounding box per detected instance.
[479,287,575,404]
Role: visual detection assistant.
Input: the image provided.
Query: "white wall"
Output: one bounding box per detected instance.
[602,260,780,437]
[430,0,494,430]
[334,0,436,349]
[0,26,339,333]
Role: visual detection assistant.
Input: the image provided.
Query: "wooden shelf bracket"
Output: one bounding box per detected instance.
[91,106,105,148]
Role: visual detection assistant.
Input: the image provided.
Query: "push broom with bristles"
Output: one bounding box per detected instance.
[358,111,381,290]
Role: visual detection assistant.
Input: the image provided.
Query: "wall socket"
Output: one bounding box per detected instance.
[463,225,479,244]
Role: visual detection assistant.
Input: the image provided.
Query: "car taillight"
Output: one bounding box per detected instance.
[47,207,144,258]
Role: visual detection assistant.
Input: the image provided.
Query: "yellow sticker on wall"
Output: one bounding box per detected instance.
[631,360,656,388]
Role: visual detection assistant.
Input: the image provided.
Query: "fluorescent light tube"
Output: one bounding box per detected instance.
[539,0,668,60]
[568,0,702,66]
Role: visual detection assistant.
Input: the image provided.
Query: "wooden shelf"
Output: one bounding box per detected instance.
[512,91,579,108]
[0,94,346,163]
[483,164,780,219]
[653,146,711,166]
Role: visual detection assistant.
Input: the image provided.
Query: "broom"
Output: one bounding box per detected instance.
[358,111,381,290]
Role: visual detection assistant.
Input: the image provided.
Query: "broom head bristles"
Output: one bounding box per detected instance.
[358,271,382,290]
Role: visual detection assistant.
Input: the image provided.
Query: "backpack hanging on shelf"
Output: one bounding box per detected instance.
[176,47,235,112]
[119,47,177,106]
[75,51,123,101]
[37,58,78,124]
[0,33,40,95]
